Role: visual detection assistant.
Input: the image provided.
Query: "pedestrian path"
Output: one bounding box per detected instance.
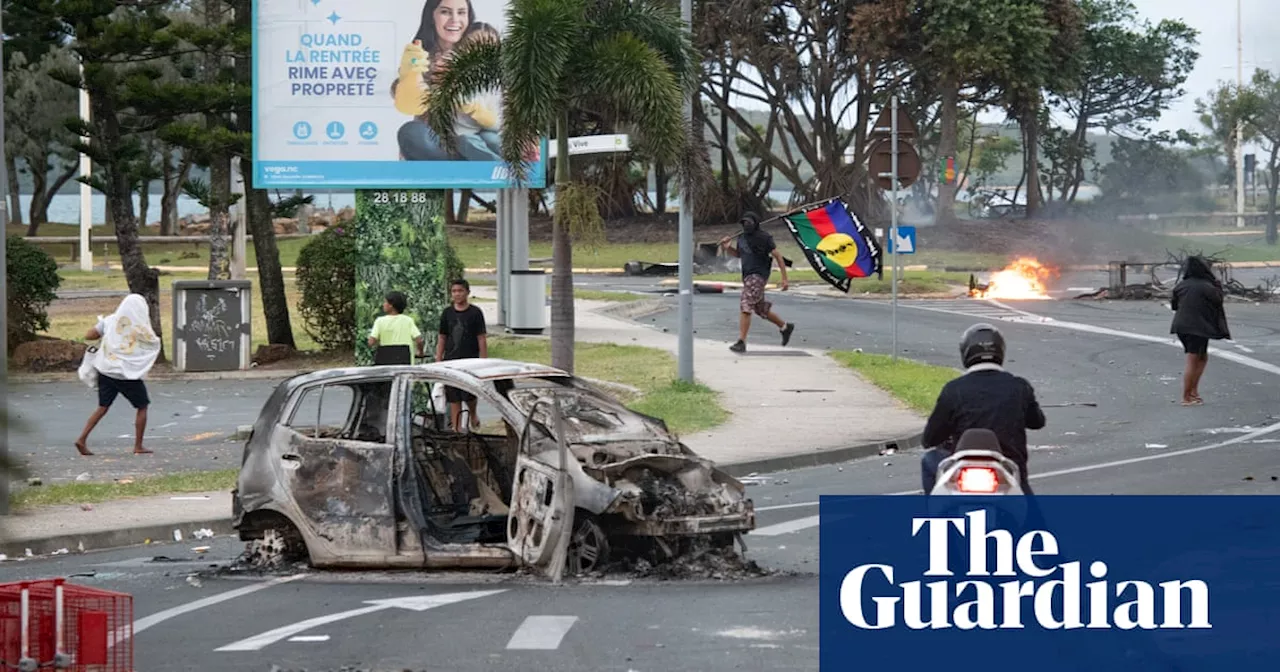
[471,286,924,467]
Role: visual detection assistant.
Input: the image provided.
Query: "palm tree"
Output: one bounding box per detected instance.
[425,0,698,373]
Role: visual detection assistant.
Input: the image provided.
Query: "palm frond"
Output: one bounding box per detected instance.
[423,40,504,157]
[499,0,589,181]
[571,32,685,165]
[588,0,700,95]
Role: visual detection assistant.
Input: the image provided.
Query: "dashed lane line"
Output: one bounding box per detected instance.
[506,615,580,650]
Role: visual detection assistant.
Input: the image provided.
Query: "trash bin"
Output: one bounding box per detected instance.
[508,269,548,334]
[172,280,252,372]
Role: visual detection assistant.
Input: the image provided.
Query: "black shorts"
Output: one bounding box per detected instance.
[445,386,476,403]
[97,373,150,409]
[1178,333,1210,356]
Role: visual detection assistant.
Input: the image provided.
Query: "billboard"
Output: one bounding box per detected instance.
[252,0,547,189]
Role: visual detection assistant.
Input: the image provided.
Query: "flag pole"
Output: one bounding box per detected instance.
[891,94,899,362]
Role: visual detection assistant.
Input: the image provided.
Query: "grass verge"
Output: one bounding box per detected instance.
[11,469,238,509]
[829,350,959,414]
[488,336,727,434]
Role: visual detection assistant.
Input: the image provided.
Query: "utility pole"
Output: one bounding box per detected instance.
[890,95,899,362]
[677,0,694,382]
[1,6,10,515]
[1236,0,1245,229]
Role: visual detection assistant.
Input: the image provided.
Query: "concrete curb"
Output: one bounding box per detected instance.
[716,433,925,478]
[0,517,237,559]
[10,368,309,385]
[595,299,670,320]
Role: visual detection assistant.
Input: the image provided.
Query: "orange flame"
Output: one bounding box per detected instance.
[969,258,1057,300]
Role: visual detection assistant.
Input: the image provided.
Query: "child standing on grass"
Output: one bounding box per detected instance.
[75,294,161,456]
[368,291,425,364]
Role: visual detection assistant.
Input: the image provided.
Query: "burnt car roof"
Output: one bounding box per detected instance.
[276,358,569,393]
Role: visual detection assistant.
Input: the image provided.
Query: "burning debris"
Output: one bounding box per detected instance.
[969,257,1059,300]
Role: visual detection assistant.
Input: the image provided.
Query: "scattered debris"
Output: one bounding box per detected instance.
[27,478,42,487]
[880,446,897,456]
[80,504,93,512]
[192,546,211,554]
[50,548,70,556]
[1145,443,1168,449]
[193,528,215,539]
[173,529,184,542]
[185,575,202,588]
[600,538,775,581]
[75,473,91,482]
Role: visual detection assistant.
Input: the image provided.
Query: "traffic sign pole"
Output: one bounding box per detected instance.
[890,95,899,362]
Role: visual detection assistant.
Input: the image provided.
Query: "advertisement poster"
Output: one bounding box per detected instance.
[252,0,547,189]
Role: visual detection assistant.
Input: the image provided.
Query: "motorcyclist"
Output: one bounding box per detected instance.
[921,323,1046,494]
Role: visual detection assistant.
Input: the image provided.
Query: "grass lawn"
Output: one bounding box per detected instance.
[45,270,322,353]
[573,289,648,302]
[11,469,238,509]
[830,350,959,414]
[488,336,727,435]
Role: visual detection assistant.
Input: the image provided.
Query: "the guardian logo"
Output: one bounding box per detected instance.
[840,510,1211,631]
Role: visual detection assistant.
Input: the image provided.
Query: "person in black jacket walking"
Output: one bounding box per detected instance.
[921,323,1046,494]
[1170,255,1231,406]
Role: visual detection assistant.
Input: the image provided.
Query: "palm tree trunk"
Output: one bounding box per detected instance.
[551,114,574,373]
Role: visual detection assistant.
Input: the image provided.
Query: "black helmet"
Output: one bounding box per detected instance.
[960,323,1005,368]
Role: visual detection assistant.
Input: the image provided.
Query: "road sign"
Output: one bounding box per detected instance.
[547,133,630,158]
[868,138,921,190]
[884,226,916,255]
[869,107,919,139]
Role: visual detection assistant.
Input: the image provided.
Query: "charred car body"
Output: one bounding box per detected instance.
[231,359,755,574]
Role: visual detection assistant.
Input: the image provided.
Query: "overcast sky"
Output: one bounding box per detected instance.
[1135,0,1279,133]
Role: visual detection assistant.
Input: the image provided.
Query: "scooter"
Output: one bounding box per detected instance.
[927,428,1024,496]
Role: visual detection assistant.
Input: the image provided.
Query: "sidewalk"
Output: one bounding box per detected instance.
[3,291,924,558]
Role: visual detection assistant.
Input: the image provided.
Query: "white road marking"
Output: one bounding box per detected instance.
[217,590,506,652]
[753,515,820,537]
[932,300,1280,377]
[126,574,307,641]
[748,419,1280,537]
[755,501,819,512]
[506,615,579,650]
[288,635,330,642]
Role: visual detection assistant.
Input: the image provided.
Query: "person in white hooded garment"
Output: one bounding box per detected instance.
[75,294,161,456]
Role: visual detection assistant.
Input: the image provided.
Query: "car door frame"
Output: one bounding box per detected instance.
[508,392,575,578]
[277,375,400,563]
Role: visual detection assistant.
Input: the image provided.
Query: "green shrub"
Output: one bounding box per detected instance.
[295,226,357,351]
[6,235,61,351]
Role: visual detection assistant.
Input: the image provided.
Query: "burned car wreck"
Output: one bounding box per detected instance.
[231,359,755,575]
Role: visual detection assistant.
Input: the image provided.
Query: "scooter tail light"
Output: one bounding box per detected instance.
[956,466,1000,493]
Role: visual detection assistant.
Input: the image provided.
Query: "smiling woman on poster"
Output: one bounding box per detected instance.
[391,0,501,161]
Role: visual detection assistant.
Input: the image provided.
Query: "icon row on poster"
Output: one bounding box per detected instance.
[292,121,379,141]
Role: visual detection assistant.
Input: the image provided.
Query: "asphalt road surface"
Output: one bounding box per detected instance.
[2,422,1276,672]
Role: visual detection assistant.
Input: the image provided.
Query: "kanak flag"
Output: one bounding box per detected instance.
[781,198,882,292]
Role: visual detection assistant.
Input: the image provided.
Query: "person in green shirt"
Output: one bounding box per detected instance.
[367,291,425,361]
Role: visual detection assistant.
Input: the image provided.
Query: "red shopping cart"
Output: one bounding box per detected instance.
[0,579,132,671]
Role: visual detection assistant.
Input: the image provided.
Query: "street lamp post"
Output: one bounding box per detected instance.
[1236,0,1245,229]
[677,0,694,382]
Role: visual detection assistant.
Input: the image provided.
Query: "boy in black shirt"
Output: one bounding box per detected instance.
[436,279,488,430]
[718,212,795,353]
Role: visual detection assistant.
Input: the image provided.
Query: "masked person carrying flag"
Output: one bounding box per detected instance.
[719,212,796,353]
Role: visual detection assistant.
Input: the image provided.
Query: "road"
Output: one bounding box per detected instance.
[2,417,1276,671]
[3,279,1277,669]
